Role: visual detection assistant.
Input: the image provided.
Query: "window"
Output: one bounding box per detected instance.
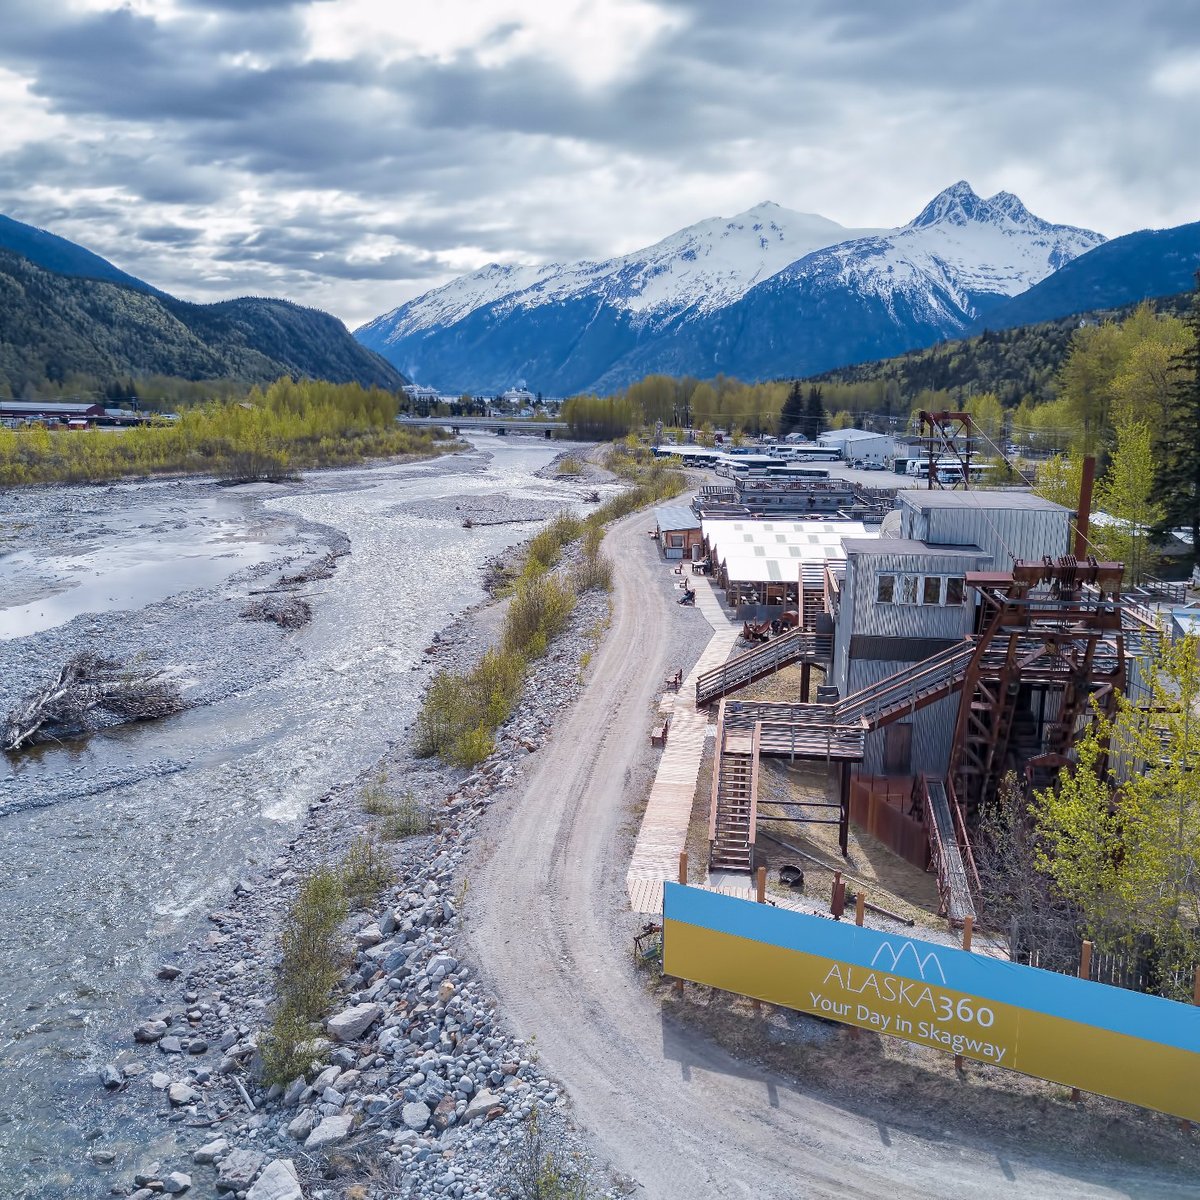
[946,576,966,605]
[877,574,895,603]
[668,534,684,548]
[900,574,919,605]
[922,576,942,605]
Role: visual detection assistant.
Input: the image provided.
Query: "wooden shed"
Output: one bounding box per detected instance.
[654,504,704,561]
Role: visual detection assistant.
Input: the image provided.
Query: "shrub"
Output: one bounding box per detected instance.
[450,724,495,769]
[340,835,396,910]
[380,791,434,840]
[263,865,347,1085]
[555,455,584,476]
[503,573,576,657]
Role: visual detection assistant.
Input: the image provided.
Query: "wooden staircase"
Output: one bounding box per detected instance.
[915,774,978,926]
[708,702,761,873]
[695,628,832,708]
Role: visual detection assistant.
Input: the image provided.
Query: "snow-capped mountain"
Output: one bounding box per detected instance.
[361,202,885,342]
[356,183,1105,394]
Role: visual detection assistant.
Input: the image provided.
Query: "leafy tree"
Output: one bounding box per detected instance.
[1153,273,1200,560]
[1093,418,1163,580]
[1034,632,1200,998]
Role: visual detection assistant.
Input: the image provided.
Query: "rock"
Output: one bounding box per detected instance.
[98,1064,123,1089]
[150,1072,172,1090]
[159,1036,184,1054]
[187,1039,208,1055]
[401,1101,431,1131]
[282,1076,306,1107]
[326,1002,382,1043]
[167,1082,199,1106]
[426,953,458,980]
[246,1160,302,1200]
[216,1148,266,1193]
[163,1172,192,1194]
[355,923,383,948]
[134,1020,168,1043]
[304,1114,353,1150]
[431,1094,457,1130]
[286,1110,317,1141]
[463,1089,503,1122]
[192,1138,228,1165]
[91,1148,116,1164]
[157,965,182,980]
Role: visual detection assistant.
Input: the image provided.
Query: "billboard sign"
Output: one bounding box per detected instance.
[663,883,1200,1121]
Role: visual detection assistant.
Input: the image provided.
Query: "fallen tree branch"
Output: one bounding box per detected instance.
[3,653,184,752]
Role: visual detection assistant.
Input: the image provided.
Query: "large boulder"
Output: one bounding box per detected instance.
[325,1003,382,1043]
[216,1148,266,1193]
[246,1160,303,1200]
[304,1114,353,1150]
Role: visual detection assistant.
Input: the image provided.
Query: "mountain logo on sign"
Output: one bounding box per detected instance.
[869,941,948,984]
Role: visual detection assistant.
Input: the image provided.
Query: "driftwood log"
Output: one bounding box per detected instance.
[3,653,184,752]
[239,596,312,629]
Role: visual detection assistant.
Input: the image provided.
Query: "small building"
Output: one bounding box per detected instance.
[0,400,105,423]
[817,428,896,464]
[655,504,704,561]
[831,538,990,777]
[896,489,1071,571]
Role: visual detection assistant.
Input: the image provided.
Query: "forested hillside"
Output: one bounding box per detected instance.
[807,293,1190,410]
[0,250,405,397]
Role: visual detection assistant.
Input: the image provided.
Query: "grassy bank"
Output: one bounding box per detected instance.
[414,446,684,768]
[0,377,459,486]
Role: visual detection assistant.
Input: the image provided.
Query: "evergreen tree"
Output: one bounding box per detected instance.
[1153,275,1200,560]
[803,385,825,440]
[777,381,804,436]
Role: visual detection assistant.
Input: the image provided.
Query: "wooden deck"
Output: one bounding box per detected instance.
[626,575,741,914]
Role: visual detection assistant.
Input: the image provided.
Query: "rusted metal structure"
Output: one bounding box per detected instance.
[948,557,1126,823]
[916,409,974,489]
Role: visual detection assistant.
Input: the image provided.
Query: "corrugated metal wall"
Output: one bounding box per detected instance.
[899,498,1070,569]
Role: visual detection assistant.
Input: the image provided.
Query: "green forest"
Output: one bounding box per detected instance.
[0,378,456,486]
[0,248,404,399]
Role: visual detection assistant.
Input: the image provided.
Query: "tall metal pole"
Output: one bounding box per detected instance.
[1074,455,1097,560]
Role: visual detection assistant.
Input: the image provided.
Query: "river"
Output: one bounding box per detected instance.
[0,436,591,1197]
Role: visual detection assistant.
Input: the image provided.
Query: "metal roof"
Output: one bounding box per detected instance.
[0,400,104,414]
[897,489,1068,513]
[841,537,986,557]
[655,504,701,532]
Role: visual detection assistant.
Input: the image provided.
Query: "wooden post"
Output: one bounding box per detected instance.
[800,660,812,702]
[1067,940,1093,1101]
[753,866,767,1014]
[673,853,688,995]
[955,916,974,1073]
[831,870,845,918]
[838,763,851,858]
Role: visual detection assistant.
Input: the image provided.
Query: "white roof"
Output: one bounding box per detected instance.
[705,520,879,584]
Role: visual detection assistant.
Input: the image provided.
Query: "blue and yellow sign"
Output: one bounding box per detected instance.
[663,883,1200,1121]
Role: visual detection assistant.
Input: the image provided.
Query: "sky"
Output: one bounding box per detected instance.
[0,0,1196,329]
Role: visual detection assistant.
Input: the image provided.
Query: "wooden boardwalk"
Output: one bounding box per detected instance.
[626,576,741,915]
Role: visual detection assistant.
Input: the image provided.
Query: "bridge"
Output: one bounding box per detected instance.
[398,415,567,437]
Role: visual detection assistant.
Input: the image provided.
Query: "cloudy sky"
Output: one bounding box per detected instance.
[0,0,1195,328]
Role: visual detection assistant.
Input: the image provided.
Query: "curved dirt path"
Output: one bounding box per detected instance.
[469,512,1193,1200]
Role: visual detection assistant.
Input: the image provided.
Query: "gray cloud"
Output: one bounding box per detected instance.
[0,0,1195,326]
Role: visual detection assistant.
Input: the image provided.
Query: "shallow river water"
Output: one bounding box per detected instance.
[0,437,586,1197]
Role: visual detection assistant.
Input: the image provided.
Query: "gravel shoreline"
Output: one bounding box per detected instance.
[85,459,629,1199]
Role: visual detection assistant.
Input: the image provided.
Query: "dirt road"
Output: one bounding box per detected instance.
[468,513,1194,1200]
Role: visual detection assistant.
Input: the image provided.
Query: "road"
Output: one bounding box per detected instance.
[468,511,1194,1200]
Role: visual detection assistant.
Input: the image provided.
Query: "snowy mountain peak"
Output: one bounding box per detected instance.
[355,182,1107,393]
[908,180,991,228]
